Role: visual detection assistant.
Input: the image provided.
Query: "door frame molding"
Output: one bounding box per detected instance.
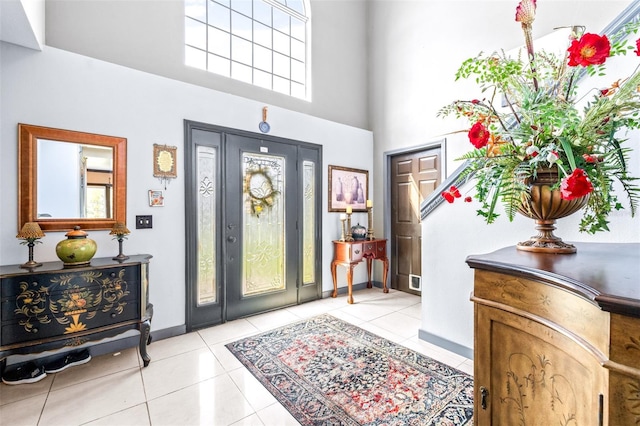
[184,120,323,331]
[382,139,447,282]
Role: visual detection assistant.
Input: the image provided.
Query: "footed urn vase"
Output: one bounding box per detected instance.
[517,168,589,254]
[56,226,98,266]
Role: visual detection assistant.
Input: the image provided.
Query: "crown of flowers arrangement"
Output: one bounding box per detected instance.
[438,0,640,234]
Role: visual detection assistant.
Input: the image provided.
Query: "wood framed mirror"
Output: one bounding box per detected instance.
[18,124,127,232]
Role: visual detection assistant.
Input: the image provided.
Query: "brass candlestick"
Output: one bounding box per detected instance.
[339,217,347,242]
[346,213,354,241]
[367,206,375,240]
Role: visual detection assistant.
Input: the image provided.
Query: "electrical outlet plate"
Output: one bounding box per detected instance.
[136,215,152,229]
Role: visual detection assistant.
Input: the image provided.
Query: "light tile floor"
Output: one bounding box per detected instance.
[0,288,473,426]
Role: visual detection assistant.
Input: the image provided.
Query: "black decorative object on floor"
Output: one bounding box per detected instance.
[226,314,473,425]
[2,362,47,385]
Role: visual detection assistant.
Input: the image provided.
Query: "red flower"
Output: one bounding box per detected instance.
[441,186,461,203]
[635,38,640,56]
[567,33,611,67]
[464,196,473,203]
[468,122,490,149]
[560,168,594,200]
[582,154,603,163]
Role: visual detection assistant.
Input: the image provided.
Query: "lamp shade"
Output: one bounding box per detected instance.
[109,222,130,236]
[17,222,45,240]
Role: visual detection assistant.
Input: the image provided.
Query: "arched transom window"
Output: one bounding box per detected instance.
[185,0,308,99]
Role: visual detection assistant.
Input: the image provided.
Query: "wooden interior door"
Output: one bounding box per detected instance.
[390,147,441,294]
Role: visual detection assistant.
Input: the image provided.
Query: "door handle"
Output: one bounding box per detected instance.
[480,386,489,410]
[227,236,237,243]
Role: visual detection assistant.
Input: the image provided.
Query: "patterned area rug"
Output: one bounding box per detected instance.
[226,314,473,425]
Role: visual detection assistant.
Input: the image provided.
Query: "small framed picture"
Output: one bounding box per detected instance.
[153,144,177,179]
[328,165,369,212]
[149,190,164,207]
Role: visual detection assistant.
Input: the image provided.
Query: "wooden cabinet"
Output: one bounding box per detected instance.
[331,239,389,304]
[467,243,640,425]
[0,255,153,373]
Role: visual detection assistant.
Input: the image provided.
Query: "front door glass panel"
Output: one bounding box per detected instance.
[197,145,217,305]
[242,152,286,297]
[302,160,315,284]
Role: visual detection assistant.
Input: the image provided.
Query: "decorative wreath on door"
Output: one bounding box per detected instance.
[244,167,280,217]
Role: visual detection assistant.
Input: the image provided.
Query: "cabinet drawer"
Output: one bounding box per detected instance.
[1,266,139,298]
[474,270,609,355]
[610,313,640,369]
[333,242,364,263]
[2,267,139,322]
[364,240,386,257]
[349,243,364,262]
[1,301,140,346]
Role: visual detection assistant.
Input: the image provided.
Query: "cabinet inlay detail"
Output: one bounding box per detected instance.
[15,269,130,334]
[493,279,552,314]
[502,353,577,426]
[625,379,640,421]
[626,336,640,353]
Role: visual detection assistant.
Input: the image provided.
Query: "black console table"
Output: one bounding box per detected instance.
[0,255,153,374]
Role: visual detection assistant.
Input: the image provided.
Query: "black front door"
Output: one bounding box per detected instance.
[184,121,321,331]
[224,134,299,320]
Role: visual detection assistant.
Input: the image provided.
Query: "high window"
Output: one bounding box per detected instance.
[185,0,308,99]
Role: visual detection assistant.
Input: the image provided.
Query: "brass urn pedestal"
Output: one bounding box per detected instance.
[517,168,589,254]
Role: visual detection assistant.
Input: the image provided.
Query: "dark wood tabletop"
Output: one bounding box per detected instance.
[466,242,640,318]
[0,254,153,276]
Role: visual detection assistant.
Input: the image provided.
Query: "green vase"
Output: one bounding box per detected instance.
[56,226,97,266]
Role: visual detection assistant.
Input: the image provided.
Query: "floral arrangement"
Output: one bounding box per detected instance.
[438,0,640,233]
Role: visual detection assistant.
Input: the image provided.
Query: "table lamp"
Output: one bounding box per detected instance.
[17,222,45,268]
[110,222,131,261]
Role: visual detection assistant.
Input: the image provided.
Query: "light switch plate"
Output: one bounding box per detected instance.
[136,215,152,229]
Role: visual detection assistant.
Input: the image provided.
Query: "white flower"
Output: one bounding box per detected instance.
[526,145,539,156]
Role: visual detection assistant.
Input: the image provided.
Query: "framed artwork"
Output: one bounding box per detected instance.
[328,165,369,212]
[148,190,164,207]
[153,144,177,179]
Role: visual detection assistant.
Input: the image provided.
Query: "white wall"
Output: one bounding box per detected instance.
[0,42,374,333]
[0,0,45,50]
[368,0,639,355]
[44,0,370,130]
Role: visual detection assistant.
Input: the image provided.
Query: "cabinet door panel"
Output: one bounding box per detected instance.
[476,305,606,425]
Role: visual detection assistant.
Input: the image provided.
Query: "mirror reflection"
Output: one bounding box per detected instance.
[19,123,127,232]
[37,140,114,219]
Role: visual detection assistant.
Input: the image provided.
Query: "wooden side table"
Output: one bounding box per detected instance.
[331,239,389,304]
